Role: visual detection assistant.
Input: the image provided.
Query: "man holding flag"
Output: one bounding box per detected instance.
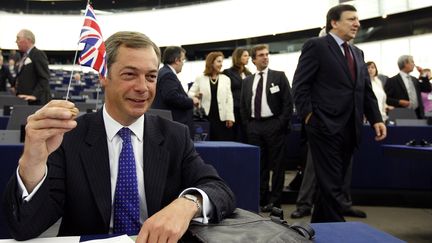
[3,5,235,242]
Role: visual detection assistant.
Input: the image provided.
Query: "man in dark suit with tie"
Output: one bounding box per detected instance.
[152,46,199,138]
[15,29,51,105]
[384,55,431,119]
[240,44,293,212]
[292,4,386,222]
[3,31,235,241]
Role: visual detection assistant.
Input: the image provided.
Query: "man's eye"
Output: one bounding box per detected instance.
[146,74,157,82]
[121,72,135,80]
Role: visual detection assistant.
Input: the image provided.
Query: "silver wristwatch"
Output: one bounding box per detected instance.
[182,194,202,217]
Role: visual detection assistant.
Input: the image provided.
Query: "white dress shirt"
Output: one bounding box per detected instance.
[399,71,418,109]
[252,68,273,118]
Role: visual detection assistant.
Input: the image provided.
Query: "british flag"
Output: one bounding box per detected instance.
[78,4,107,78]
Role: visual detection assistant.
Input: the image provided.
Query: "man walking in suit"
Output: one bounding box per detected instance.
[152,46,199,138]
[384,55,431,119]
[15,29,51,105]
[3,31,235,241]
[240,44,293,212]
[292,4,386,222]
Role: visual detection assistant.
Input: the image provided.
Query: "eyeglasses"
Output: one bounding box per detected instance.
[181,58,187,63]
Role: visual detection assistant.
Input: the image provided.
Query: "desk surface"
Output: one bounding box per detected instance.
[382,144,432,161]
[77,221,404,243]
[312,222,405,243]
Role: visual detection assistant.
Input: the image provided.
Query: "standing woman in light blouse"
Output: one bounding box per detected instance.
[188,51,235,141]
[223,48,251,142]
[367,61,392,122]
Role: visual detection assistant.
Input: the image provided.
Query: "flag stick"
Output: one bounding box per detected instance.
[65,3,89,101]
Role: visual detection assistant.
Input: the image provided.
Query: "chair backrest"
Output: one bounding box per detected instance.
[0,96,27,115]
[388,108,417,122]
[147,109,173,121]
[0,130,21,144]
[6,105,41,130]
[395,119,428,126]
[74,102,102,113]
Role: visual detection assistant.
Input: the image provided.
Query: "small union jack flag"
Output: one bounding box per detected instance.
[78,4,107,78]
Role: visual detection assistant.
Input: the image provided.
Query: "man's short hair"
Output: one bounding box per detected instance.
[325,4,357,33]
[397,55,413,70]
[250,44,269,60]
[162,46,186,65]
[20,29,36,44]
[105,31,161,75]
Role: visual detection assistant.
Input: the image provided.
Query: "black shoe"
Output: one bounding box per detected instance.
[290,208,312,219]
[343,208,367,218]
[405,139,417,146]
[260,203,280,213]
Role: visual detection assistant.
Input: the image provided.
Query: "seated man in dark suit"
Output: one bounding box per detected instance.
[3,31,235,241]
[385,55,432,119]
[152,46,199,139]
[0,55,14,91]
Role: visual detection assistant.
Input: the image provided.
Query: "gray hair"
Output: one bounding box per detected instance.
[19,29,36,44]
[105,31,161,76]
[397,55,413,70]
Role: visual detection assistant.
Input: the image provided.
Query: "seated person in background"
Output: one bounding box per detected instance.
[385,55,432,119]
[3,31,235,241]
[0,55,14,91]
[419,68,432,115]
[72,72,84,85]
[367,61,393,122]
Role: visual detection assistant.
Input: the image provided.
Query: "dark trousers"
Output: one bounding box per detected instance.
[306,119,355,222]
[247,117,286,206]
[296,144,353,212]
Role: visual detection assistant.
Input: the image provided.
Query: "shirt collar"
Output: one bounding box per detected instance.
[167,64,177,75]
[329,32,345,47]
[399,71,410,79]
[102,104,144,142]
[256,67,269,76]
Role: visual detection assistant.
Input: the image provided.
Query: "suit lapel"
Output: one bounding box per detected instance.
[80,110,112,227]
[396,74,409,97]
[143,114,169,217]
[326,35,354,83]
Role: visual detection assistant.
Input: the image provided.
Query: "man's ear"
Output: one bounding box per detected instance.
[330,19,338,30]
[99,74,107,87]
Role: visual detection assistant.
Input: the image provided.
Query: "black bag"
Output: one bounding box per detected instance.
[182,208,314,243]
[193,106,207,121]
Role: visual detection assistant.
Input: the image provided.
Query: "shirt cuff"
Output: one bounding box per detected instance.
[16,165,48,202]
[179,187,213,224]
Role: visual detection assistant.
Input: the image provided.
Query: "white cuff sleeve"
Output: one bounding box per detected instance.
[179,187,213,224]
[16,165,48,202]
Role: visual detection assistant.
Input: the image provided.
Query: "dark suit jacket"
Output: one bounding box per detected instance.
[384,74,431,118]
[223,67,250,109]
[292,35,382,145]
[0,64,14,91]
[3,109,235,240]
[152,65,194,134]
[240,69,293,133]
[15,47,51,105]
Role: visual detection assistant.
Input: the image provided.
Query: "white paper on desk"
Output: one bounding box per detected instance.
[0,236,79,242]
[83,235,134,243]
